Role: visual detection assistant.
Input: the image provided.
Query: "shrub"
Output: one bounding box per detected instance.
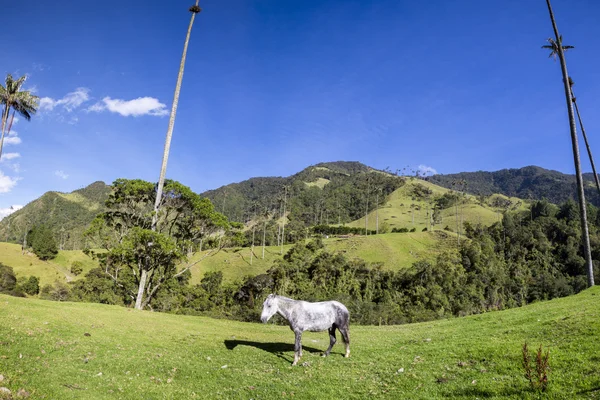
[20,276,40,296]
[71,261,84,276]
[40,281,70,301]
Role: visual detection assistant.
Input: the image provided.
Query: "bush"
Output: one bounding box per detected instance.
[71,261,84,276]
[20,276,40,296]
[0,263,25,297]
[40,281,70,301]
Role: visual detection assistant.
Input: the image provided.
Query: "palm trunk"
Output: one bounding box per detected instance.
[152,1,201,231]
[0,105,10,161]
[262,219,266,259]
[375,192,379,234]
[546,0,594,287]
[280,187,287,255]
[572,95,600,196]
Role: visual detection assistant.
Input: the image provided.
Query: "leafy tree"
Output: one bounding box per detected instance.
[0,73,39,161]
[85,178,230,310]
[28,225,58,260]
[40,281,70,301]
[0,263,18,294]
[20,276,40,296]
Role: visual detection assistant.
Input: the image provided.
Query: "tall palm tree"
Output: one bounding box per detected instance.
[137,1,201,310]
[0,74,39,161]
[569,78,600,197]
[151,1,202,231]
[544,0,594,287]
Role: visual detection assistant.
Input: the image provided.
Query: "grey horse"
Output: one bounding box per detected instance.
[260,294,350,366]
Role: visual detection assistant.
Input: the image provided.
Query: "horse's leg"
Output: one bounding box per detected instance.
[292,330,302,366]
[323,326,337,357]
[340,324,350,358]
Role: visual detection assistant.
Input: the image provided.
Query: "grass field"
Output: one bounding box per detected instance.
[0,243,98,287]
[1,287,599,399]
[348,179,528,233]
[2,230,453,289]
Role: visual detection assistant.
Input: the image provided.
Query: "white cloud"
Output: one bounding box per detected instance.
[0,171,19,193]
[0,205,23,221]
[89,96,169,117]
[12,116,19,125]
[40,87,90,112]
[0,204,23,220]
[0,153,20,161]
[54,170,69,179]
[4,131,21,146]
[417,164,438,176]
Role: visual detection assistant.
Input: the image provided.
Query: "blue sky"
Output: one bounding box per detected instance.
[2,0,600,218]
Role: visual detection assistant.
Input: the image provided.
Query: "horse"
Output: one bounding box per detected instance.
[260,294,350,366]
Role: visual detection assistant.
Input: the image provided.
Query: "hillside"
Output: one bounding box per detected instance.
[1,287,599,398]
[347,178,528,233]
[202,161,404,226]
[0,181,111,250]
[427,165,600,206]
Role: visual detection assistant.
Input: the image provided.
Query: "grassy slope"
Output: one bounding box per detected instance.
[0,243,98,287]
[1,288,599,399]
[0,179,526,286]
[348,179,527,232]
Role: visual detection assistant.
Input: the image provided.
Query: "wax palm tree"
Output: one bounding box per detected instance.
[544,0,594,287]
[151,1,202,231]
[569,77,600,197]
[0,74,40,161]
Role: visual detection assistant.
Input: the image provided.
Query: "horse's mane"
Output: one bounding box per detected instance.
[272,294,295,302]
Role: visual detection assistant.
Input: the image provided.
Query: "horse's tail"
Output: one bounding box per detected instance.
[335,302,350,344]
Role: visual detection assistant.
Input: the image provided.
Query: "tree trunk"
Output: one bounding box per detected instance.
[135,269,148,310]
[280,186,287,255]
[573,95,600,196]
[152,1,201,231]
[375,192,379,234]
[262,219,266,259]
[546,0,594,287]
[0,105,10,161]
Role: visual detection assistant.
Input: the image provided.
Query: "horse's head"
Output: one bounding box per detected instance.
[261,294,278,323]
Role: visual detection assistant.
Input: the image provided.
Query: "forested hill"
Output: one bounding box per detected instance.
[202,161,404,225]
[0,181,111,250]
[426,165,600,206]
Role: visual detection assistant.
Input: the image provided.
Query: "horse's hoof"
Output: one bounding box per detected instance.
[321,354,327,358]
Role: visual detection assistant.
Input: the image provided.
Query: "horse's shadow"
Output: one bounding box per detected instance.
[224,340,324,363]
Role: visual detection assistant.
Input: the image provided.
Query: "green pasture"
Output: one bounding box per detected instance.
[1,287,599,398]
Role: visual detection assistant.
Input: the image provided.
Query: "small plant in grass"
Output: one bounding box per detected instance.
[522,342,550,392]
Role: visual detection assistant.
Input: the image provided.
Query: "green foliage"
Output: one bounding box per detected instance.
[0,262,23,297]
[84,178,231,310]
[39,281,70,301]
[27,224,58,260]
[70,260,84,276]
[19,275,40,296]
[312,225,376,236]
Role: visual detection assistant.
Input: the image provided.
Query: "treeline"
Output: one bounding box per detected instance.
[28,198,600,324]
